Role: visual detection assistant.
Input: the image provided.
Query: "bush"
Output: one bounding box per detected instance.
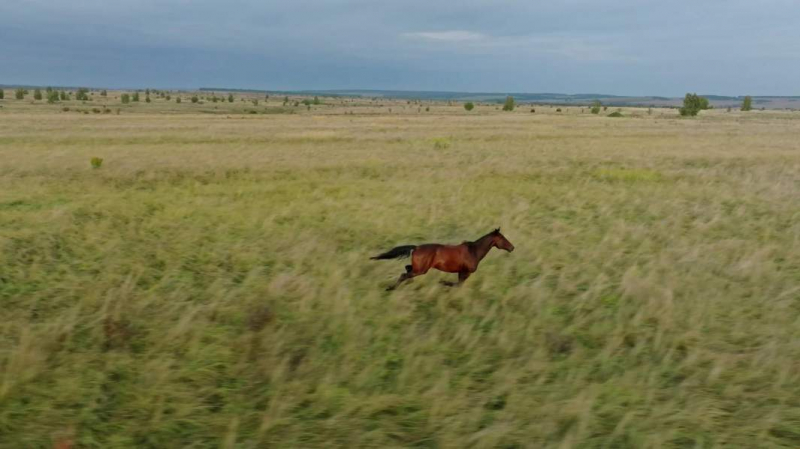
[166,95,171,101]
[33,89,43,100]
[741,96,752,111]
[145,96,151,103]
[47,90,60,103]
[680,93,709,116]
[556,108,562,113]
[90,157,103,169]
[176,97,182,103]
[432,137,451,150]
[60,91,67,101]
[62,107,70,112]
[502,96,515,111]
[92,108,101,114]
[0,90,4,100]
[121,94,130,104]
[191,96,199,103]
[313,96,321,105]
[590,100,601,114]
[608,111,623,118]
[464,102,474,111]
[252,99,259,106]
[100,90,107,97]
[228,94,234,103]
[132,92,140,102]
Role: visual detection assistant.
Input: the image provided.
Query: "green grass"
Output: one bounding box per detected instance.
[1,101,800,448]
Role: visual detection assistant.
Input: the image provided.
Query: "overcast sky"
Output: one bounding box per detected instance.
[2,0,799,96]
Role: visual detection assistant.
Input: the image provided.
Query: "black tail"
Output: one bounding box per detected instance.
[370,245,416,260]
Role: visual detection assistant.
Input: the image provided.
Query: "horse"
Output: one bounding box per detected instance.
[371,228,514,290]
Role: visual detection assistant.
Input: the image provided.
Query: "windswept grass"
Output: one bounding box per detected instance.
[1,102,800,448]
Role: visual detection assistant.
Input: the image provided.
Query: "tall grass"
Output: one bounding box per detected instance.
[1,106,799,448]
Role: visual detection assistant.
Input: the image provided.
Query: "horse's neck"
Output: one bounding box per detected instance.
[470,234,495,262]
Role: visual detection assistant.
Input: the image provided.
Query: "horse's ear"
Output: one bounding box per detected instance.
[494,227,501,234]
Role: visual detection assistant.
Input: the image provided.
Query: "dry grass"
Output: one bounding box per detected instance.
[1,93,800,448]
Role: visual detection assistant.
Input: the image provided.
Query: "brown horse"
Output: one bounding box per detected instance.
[371,228,515,290]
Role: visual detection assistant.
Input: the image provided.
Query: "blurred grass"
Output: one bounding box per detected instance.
[1,98,800,448]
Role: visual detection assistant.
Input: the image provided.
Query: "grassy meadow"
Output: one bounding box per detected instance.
[1,91,800,448]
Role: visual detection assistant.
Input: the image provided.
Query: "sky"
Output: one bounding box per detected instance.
[2,0,799,96]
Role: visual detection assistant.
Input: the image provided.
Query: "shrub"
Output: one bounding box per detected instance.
[60,91,67,101]
[47,90,60,103]
[62,107,70,112]
[556,108,562,113]
[0,90,4,100]
[608,111,624,118]
[191,96,199,103]
[228,94,234,103]
[166,95,171,101]
[741,96,752,111]
[590,100,601,114]
[502,96,515,111]
[132,92,140,102]
[121,94,130,104]
[90,157,103,169]
[313,96,320,105]
[464,102,474,111]
[302,99,311,106]
[100,90,107,97]
[252,99,259,106]
[432,137,451,150]
[531,108,535,113]
[92,108,101,114]
[76,88,90,101]
[680,93,709,116]
[34,89,43,100]
[176,97,182,103]
[145,96,151,103]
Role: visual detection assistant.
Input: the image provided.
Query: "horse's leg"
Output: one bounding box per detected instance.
[441,271,471,287]
[386,266,417,291]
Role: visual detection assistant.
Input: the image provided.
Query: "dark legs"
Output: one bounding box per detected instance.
[440,271,471,287]
[387,265,416,291]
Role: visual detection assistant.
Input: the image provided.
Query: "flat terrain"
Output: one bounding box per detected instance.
[1,93,800,448]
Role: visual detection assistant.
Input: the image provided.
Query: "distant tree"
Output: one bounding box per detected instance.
[252,99,259,106]
[679,93,709,116]
[121,93,130,104]
[46,86,53,93]
[741,96,752,111]
[283,96,289,104]
[265,94,269,100]
[176,96,182,103]
[145,89,150,96]
[76,88,90,101]
[34,89,43,100]
[313,96,320,105]
[60,91,67,101]
[145,95,151,103]
[228,93,234,103]
[0,90,4,100]
[47,90,60,103]
[590,100,602,114]
[464,102,475,111]
[100,90,107,97]
[165,95,171,101]
[302,99,311,106]
[502,96,515,111]
[191,95,198,103]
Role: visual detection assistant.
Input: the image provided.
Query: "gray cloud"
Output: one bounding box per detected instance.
[1,0,799,95]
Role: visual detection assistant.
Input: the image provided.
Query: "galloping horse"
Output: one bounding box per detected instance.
[371,228,515,290]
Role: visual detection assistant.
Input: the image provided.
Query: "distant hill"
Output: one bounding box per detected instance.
[199,88,800,109]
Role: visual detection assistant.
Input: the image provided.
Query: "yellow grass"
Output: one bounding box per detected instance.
[1,92,800,448]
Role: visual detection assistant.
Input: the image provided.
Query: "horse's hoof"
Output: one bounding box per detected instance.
[440,281,455,287]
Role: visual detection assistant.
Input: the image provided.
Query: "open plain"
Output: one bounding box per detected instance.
[1,92,800,448]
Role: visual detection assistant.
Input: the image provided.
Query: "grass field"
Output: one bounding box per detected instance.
[1,92,800,448]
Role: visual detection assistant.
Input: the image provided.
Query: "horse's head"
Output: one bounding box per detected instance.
[492,228,515,252]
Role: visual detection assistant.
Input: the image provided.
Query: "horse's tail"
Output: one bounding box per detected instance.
[370,245,416,260]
